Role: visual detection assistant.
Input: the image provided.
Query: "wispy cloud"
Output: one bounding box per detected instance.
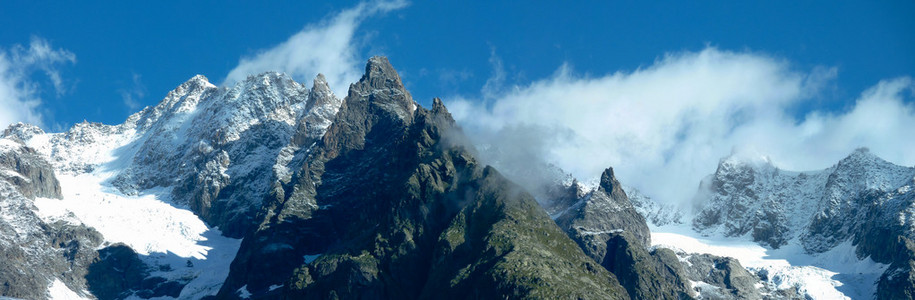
[0,37,76,129]
[223,0,408,94]
[119,73,146,111]
[448,47,914,208]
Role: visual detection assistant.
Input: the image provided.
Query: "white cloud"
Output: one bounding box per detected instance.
[448,47,915,209]
[223,0,408,94]
[0,37,76,129]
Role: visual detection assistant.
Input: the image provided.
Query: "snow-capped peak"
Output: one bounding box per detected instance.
[694,148,915,254]
[0,68,352,298]
[167,74,216,103]
[2,122,45,142]
[828,147,913,194]
[718,149,776,172]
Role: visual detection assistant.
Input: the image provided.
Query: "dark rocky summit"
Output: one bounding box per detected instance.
[217,57,629,299]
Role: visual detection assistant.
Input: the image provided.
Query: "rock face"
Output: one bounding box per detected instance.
[4,72,343,239]
[0,138,61,200]
[625,186,684,227]
[878,236,915,299]
[0,138,103,299]
[552,168,692,299]
[681,254,765,300]
[113,73,318,237]
[553,168,650,262]
[694,149,915,252]
[693,148,915,296]
[216,57,629,299]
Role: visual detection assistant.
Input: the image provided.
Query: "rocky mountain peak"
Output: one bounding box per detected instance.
[240,71,298,88]
[173,74,215,96]
[322,57,417,158]
[129,74,218,131]
[836,147,884,168]
[312,73,330,93]
[363,56,402,87]
[826,147,914,193]
[1,122,45,143]
[599,167,618,192]
[431,97,445,110]
[598,167,629,202]
[717,152,775,173]
[428,97,457,128]
[345,56,415,121]
[305,73,337,112]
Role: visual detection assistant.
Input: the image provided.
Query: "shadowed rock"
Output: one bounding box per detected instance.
[216,57,629,299]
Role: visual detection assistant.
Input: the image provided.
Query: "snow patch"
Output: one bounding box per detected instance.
[651,224,888,299]
[236,285,252,299]
[578,228,624,235]
[47,279,88,300]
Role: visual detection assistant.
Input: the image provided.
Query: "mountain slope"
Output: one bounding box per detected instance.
[0,70,343,298]
[7,54,910,299]
[217,57,629,299]
[5,72,337,239]
[553,168,692,299]
[692,148,915,297]
[0,138,103,299]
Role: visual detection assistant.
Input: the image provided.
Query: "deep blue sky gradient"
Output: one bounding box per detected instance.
[1,1,912,128]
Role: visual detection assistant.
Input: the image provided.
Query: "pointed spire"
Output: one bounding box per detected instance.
[362,56,402,88]
[343,56,414,122]
[306,73,337,112]
[599,167,618,193]
[313,73,329,91]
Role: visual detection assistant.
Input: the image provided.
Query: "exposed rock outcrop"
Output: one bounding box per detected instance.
[217,57,629,299]
[0,138,102,299]
[552,167,692,299]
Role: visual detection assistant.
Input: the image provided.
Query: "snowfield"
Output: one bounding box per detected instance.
[34,171,241,299]
[651,224,888,299]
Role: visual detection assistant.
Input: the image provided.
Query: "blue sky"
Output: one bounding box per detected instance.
[1,1,914,204]
[1,1,912,127]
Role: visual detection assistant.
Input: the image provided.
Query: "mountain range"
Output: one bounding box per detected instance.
[0,57,912,299]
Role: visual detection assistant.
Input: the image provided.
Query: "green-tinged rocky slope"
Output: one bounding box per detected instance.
[216,57,629,299]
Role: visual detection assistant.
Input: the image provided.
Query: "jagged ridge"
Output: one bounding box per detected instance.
[216,57,630,299]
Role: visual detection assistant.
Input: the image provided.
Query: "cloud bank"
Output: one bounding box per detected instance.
[448,48,915,209]
[0,37,76,129]
[223,0,408,94]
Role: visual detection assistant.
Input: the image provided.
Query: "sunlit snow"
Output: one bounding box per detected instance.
[34,171,241,299]
[651,224,888,299]
[47,279,88,300]
[28,127,242,299]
